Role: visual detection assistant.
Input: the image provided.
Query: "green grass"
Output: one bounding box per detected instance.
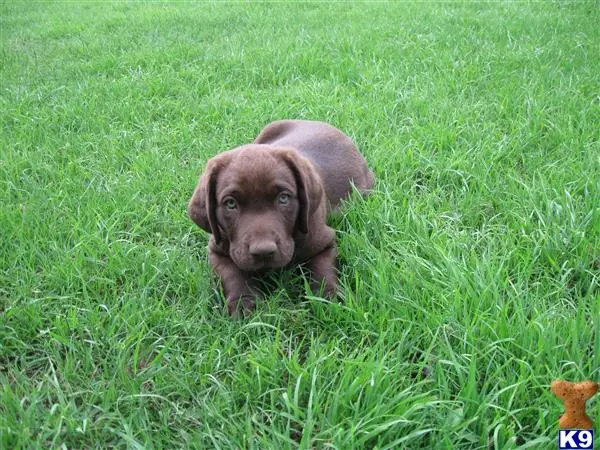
[1,1,599,448]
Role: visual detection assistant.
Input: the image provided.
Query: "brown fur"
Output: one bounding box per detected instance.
[189,120,375,316]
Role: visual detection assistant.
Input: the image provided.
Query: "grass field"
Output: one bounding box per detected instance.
[1,1,599,448]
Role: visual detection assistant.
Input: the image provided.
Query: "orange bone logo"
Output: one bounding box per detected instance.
[551,380,598,429]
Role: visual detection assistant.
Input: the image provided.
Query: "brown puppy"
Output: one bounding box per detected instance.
[189,120,374,316]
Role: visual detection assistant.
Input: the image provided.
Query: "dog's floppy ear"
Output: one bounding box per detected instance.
[279,150,324,234]
[188,174,211,233]
[188,153,231,244]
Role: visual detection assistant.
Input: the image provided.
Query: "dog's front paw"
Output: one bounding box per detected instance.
[323,280,339,299]
[308,243,339,299]
[311,274,339,299]
[227,294,257,318]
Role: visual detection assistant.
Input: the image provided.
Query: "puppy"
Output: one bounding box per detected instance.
[188,120,374,316]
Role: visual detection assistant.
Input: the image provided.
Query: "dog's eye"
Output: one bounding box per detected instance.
[224,198,237,210]
[278,193,290,205]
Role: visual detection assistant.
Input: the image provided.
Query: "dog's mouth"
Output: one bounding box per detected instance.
[253,263,279,274]
[230,249,293,273]
[240,257,291,273]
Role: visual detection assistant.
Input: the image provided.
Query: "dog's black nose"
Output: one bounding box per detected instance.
[249,241,277,259]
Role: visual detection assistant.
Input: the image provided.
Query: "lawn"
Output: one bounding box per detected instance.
[1,1,599,448]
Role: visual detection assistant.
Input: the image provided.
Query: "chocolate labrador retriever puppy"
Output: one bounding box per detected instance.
[189,120,374,316]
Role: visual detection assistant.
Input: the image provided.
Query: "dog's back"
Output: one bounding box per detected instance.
[254,120,374,209]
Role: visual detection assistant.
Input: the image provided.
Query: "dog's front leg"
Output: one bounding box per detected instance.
[209,250,257,317]
[308,243,339,298]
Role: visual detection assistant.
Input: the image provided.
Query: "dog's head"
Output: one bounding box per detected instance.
[189,145,324,272]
